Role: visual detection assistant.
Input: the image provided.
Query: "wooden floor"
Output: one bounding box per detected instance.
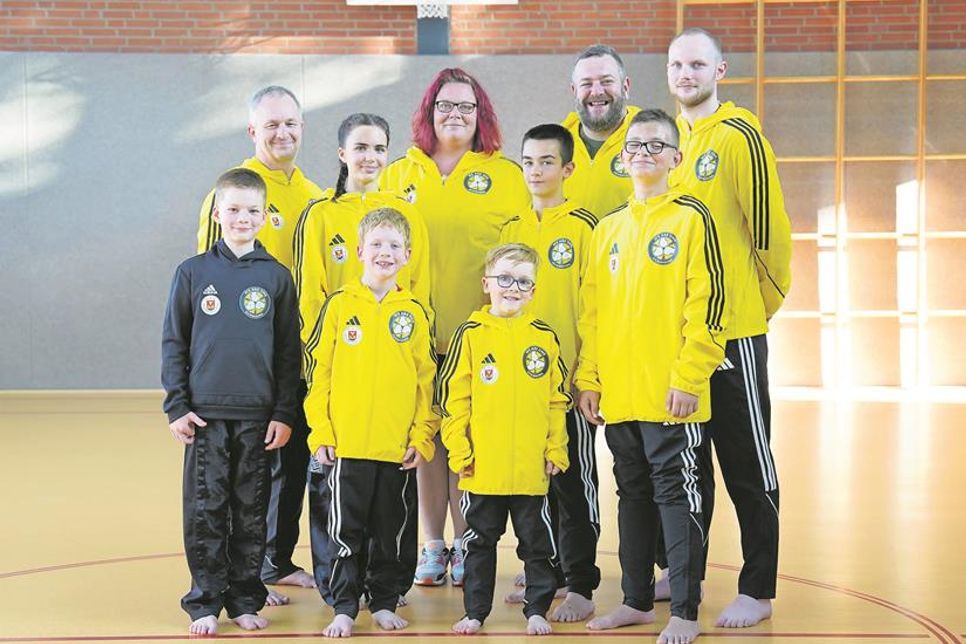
[0,392,963,643]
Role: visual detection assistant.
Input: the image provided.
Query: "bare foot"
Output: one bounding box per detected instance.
[587,604,656,630]
[397,594,408,607]
[514,571,526,587]
[232,613,268,630]
[657,615,700,643]
[505,585,568,604]
[551,592,595,622]
[654,568,670,601]
[322,614,354,638]
[188,615,218,635]
[265,589,290,606]
[372,609,408,631]
[527,614,552,635]
[715,594,772,628]
[276,569,317,588]
[452,617,482,634]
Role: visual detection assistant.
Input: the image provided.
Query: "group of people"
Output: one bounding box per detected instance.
[161,27,791,644]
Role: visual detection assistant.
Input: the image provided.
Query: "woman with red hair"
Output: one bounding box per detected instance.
[381,67,529,590]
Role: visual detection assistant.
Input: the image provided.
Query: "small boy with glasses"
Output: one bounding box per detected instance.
[437,242,571,636]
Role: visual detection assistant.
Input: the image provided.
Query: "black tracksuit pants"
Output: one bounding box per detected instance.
[547,408,601,598]
[606,421,705,621]
[326,457,415,618]
[261,381,310,583]
[309,458,418,604]
[705,335,779,598]
[181,418,271,620]
[655,335,779,601]
[459,492,558,623]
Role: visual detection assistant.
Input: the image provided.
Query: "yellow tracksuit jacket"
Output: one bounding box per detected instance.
[438,308,571,495]
[574,191,728,424]
[380,147,530,355]
[498,201,598,387]
[196,157,323,270]
[291,189,432,345]
[670,102,792,331]
[303,281,438,464]
[562,105,641,218]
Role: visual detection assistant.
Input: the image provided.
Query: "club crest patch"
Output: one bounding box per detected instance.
[343,316,363,345]
[648,232,679,265]
[608,242,620,274]
[695,150,719,181]
[239,286,270,319]
[548,238,575,269]
[389,310,415,343]
[268,204,284,229]
[610,153,629,178]
[464,172,492,195]
[200,295,221,316]
[523,346,549,378]
[404,184,417,203]
[480,353,499,384]
[329,234,348,264]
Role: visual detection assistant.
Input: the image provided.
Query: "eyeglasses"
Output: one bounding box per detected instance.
[623,139,677,155]
[435,100,478,115]
[485,274,535,292]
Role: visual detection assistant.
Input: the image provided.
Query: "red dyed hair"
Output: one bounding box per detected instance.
[411,68,502,155]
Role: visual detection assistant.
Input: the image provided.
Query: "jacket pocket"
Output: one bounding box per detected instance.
[189,337,275,409]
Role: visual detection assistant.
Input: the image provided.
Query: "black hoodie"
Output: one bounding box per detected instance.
[162,240,300,426]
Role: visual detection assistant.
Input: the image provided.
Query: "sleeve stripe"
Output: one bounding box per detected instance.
[203,195,220,251]
[531,320,574,405]
[675,196,726,333]
[568,208,599,229]
[603,201,628,218]
[724,118,770,251]
[303,288,344,385]
[410,298,440,370]
[435,321,480,415]
[291,197,327,333]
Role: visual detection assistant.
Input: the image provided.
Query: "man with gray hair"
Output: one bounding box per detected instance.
[562,44,641,217]
[195,85,323,604]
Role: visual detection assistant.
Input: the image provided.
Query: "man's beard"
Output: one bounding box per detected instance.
[577,93,627,133]
[674,83,714,109]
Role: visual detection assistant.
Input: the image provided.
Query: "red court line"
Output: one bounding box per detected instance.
[0,633,933,642]
[0,553,183,580]
[0,548,958,643]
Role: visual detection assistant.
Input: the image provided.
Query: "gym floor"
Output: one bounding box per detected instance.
[0,391,962,643]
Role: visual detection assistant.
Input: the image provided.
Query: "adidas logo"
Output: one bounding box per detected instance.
[267,204,280,214]
[346,315,361,326]
[329,234,347,246]
[203,284,218,295]
[482,353,496,364]
[610,243,619,254]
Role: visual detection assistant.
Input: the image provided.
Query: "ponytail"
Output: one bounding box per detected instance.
[334,162,349,199]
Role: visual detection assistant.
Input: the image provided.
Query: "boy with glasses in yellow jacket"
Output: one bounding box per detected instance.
[576,109,728,644]
[438,243,571,637]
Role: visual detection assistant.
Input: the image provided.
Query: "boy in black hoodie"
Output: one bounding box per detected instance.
[162,168,301,635]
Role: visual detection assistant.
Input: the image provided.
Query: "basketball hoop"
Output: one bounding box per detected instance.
[416,3,449,19]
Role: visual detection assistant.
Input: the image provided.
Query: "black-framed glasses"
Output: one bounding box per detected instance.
[624,139,677,155]
[485,274,535,291]
[435,100,478,115]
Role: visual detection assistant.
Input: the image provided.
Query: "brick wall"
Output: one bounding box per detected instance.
[449,0,675,54]
[0,0,417,54]
[0,0,963,55]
